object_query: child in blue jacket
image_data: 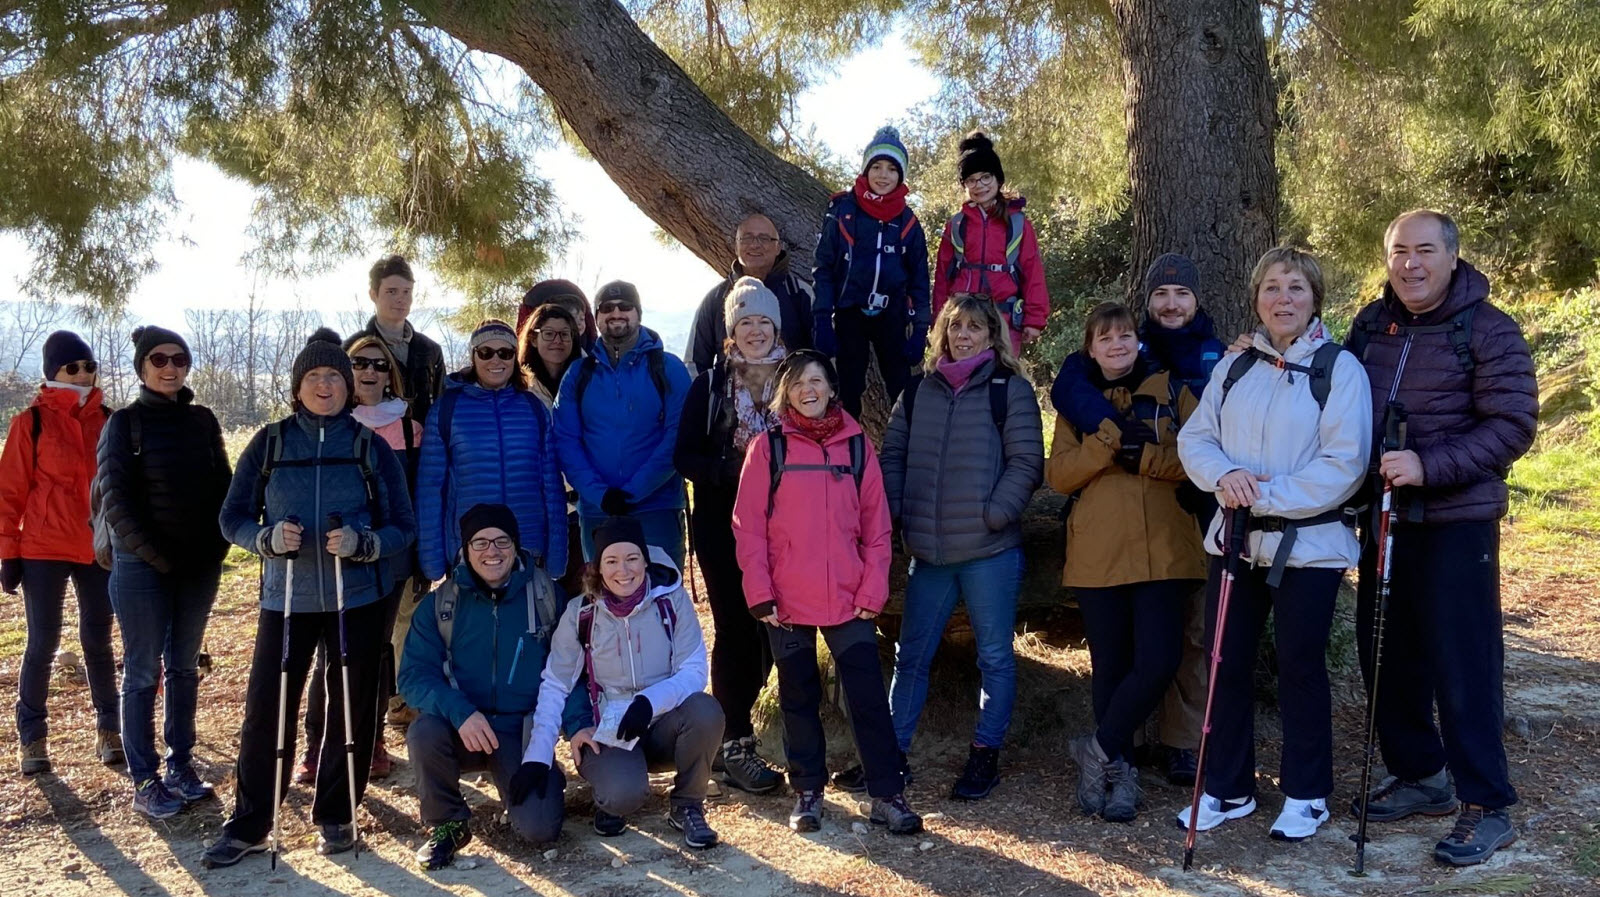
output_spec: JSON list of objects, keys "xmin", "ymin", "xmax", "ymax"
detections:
[{"xmin": 812, "ymin": 126, "xmax": 931, "ymax": 418}]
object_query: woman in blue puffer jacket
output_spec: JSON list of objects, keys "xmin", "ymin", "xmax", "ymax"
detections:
[
  {"xmin": 416, "ymin": 320, "xmax": 567, "ymax": 582},
  {"xmin": 205, "ymin": 329, "xmax": 417, "ymax": 868}
]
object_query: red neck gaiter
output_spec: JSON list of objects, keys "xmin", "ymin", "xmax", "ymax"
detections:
[{"xmin": 853, "ymin": 175, "xmax": 909, "ymax": 222}]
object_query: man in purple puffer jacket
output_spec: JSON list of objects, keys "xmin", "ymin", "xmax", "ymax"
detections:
[{"xmin": 1346, "ymin": 209, "xmax": 1538, "ymax": 868}]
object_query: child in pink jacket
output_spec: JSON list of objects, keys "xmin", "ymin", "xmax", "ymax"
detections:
[{"xmin": 731, "ymin": 349, "xmax": 922, "ymax": 836}]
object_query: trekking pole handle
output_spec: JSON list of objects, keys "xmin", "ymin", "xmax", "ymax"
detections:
[
  {"xmin": 327, "ymin": 512, "xmax": 343, "ymax": 531},
  {"xmin": 1224, "ymin": 506, "xmax": 1249, "ymax": 557},
  {"xmin": 283, "ymin": 514, "xmax": 301, "ymax": 560}
]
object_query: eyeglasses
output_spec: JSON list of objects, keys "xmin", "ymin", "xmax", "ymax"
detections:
[
  {"xmin": 350, "ymin": 357, "xmax": 392, "ymax": 373},
  {"xmin": 474, "ymin": 346, "xmax": 516, "ymax": 361},
  {"xmin": 962, "ymin": 173, "xmax": 997, "ymax": 189},
  {"xmin": 146, "ymin": 352, "xmax": 191, "ymax": 369},
  {"xmin": 596, "ymin": 301, "xmax": 637, "ymax": 314},
  {"xmin": 737, "ymin": 235, "xmax": 780, "ymax": 248},
  {"xmin": 467, "ymin": 536, "xmax": 514, "ymax": 552},
  {"xmin": 535, "ymin": 328, "xmax": 573, "ymax": 344},
  {"xmin": 61, "ymin": 361, "xmax": 99, "ymax": 375}
]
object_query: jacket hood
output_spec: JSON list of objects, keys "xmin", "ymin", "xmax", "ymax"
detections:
[
  {"xmin": 583, "ymin": 546, "xmax": 682, "ymax": 617},
  {"xmin": 594, "ymin": 326, "xmax": 666, "ymax": 372},
  {"xmin": 1379, "ymin": 258, "xmax": 1491, "ymax": 325},
  {"xmin": 1250, "ymin": 317, "xmax": 1334, "ymax": 363}
]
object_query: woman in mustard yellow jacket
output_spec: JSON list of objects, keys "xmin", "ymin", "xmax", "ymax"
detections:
[{"xmin": 1046, "ymin": 302, "xmax": 1205, "ymax": 824}]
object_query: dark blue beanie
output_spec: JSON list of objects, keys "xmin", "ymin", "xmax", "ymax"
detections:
[
  {"xmin": 42, "ymin": 330, "xmax": 93, "ymax": 380},
  {"xmin": 1144, "ymin": 253, "xmax": 1201, "ymax": 298}
]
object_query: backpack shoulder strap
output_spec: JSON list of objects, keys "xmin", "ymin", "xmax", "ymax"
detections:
[
  {"xmin": 1219, "ymin": 350, "xmax": 1261, "ymax": 409},
  {"xmin": 847, "ymin": 433, "xmax": 866, "ymax": 492},
  {"xmin": 435, "ymin": 580, "xmax": 461, "ymax": 690},
  {"xmin": 573, "ymin": 355, "xmax": 599, "ymax": 428},
  {"xmin": 648, "ymin": 348, "xmax": 668, "ymax": 424},
  {"xmin": 254, "ymin": 420, "xmax": 286, "ymax": 521},
  {"xmin": 524, "ymin": 563, "xmax": 559, "ymax": 638},
  {"xmin": 1448, "ymin": 303, "xmax": 1477, "ymax": 373},
  {"xmin": 28, "ymin": 407, "xmax": 41, "ymax": 472},
  {"xmin": 766, "ymin": 426, "xmax": 787, "ymax": 519},
  {"xmin": 128, "ymin": 404, "xmax": 142, "ymax": 456},
  {"xmin": 1346, "ymin": 302, "xmax": 1386, "ymax": 361},
  {"xmin": 577, "ymin": 602, "xmax": 601, "ymax": 725},
  {"xmin": 901, "ymin": 373, "xmax": 925, "ymax": 429},
  {"xmin": 652, "ymin": 592, "xmax": 679, "ymax": 667},
  {"xmin": 435, "ymin": 387, "xmax": 461, "ymax": 453},
  {"xmin": 988, "ymin": 368, "xmax": 1013, "ymax": 435},
  {"xmin": 352, "ymin": 426, "xmax": 379, "ymax": 512},
  {"xmin": 1004, "ymin": 210, "xmax": 1026, "ymax": 272},
  {"xmin": 1307, "ymin": 342, "xmax": 1346, "ymax": 411}
]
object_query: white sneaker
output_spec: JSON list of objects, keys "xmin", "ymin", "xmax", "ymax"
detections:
[
  {"xmin": 1270, "ymin": 797, "xmax": 1329, "ymax": 841},
  {"xmin": 1174, "ymin": 793, "xmax": 1256, "ymax": 832}
]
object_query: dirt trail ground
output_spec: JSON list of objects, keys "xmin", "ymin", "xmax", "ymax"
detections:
[{"xmin": 2, "ymin": 541, "xmax": 1597, "ymax": 897}]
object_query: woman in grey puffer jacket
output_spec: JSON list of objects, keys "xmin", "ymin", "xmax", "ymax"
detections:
[{"xmin": 881, "ymin": 292, "xmax": 1043, "ymax": 801}]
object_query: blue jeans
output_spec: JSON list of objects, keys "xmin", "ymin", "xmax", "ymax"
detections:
[
  {"xmin": 579, "ymin": 508, "xmax": 685, "ymax": 570},
  {"xmin": 109, "ymin": 552, "xmax": 220, "ymax": 784},
  {"xmin": 889, "ymin": 547, "xmax": 1023, "ymax": 751}
]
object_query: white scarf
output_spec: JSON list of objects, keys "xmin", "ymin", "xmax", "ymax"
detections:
[
  {"xmin": 43, "ymin": 381, "xmax": 92, "ymax": 406},
  {"xmin": 352, "ymin": 397, "xmax": 408, "ymax": 430}
]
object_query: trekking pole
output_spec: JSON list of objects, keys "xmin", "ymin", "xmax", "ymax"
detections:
[
  {"xmin": 270, "ymin": 515, "xmax": 301, "ymax": 870},
  {"xmin": 328, "ymin": 513, "xmax": 362, "ymax": 858},
  {"xmin": 1352, "ymin": 410, "xmax": 1407, "ymax": 876},
  {"xmin": 683, "ymin": 492, "xmax": 701, "ymax": 603},
  {"xmin": 1184, "ymin": 506, "xmax": 1250, "ymax": 872}
]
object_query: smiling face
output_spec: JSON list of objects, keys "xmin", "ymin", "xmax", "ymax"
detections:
[
  {"xmin": 1255, "ymin": 262, "xmax": 1317, "ymax": 349},
  {"xmin": 369, "ymin": 274, "xmax": 414, "ymax": 329},
  {"xmin": 350, "ymin": 346, "xmax": 390, "ymax": 407},
  {"xmin": 599, "ymin": 541, "xmax": 647, "ymax": 597},
  {"xmin": 732, "ymin": 315, "xmax": 776, "ymax": 358},
  {"xmin": 473, "ymin": 338, "xmax": 516, "ymax": 390},
  {"xmin": 735, "ymin": 215, "xmax": 781, "ymax": 278},
  {"xmin": 141, "ymin": 342, "xmax": 190, "ymax": 397},
  {"xmin": 1386, "ymin": 214, "xmax": 1458, "ymax": 315},
  {"xmin": 866, "ymin": 159, "xmax": 901, "ymax": 195},
  {"xmin": 596, "ymin": 299, "xmax": 640, "ymax": 345},
  {"xmin": 1148, "ymin": 285, "xmax": 1199, "ymax": 330},
  {"xmin": 467, "ymin": 526, "xmax": 515, "ymax": 587},
  {"xmin": 533, "ymin": 318, "xmax": 576, "ymax": 373},
  {"xmin": 944, "ymin": 311, "xmax": 993, "ymax": 362},
  {"xmin": 56, "ymin": 359, "xmax": 97, "ymax": 388},
  {"xmin": 785, "ymin": 360, "xmax": 833, "ymax": 419},
  {"xmin": 963, "ymin": 171, "xmax": 999, "ymax": 207},
  {"xmin": 1087, "ymin": 325, "xmax": 1139, "ymax": 380},
  {"xmin": 298, "ymin": 367, "xmax": 348, "ymax": 416}
]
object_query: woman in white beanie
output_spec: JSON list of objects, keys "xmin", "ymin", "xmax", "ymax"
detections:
[{"xmin": 673, "ymin": 275, "xmax": 786, "ymax": 795}]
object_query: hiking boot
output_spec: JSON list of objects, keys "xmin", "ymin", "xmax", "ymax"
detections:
[
  {"xmin": 293, "ymin": 749, "xmax": 318, "ymax": 785},
  {"xmin": 831, "ymin": 753, "xmax": 914, "ymax": 794},
  {"xmin": 132, "ymin": 778, "xmax": 185, "ymax": 820},
  {"xmin": 386, "ymin": 700, "xmax": 419, "ymax": 730},
  {"xmin": 1069, "ymin": 735, "xmax": 1110, "ymax": 816},
  {"xmin": 200, "ymin": 835, "xmax": 268, "ymax": 869},
  {"xmin": 1270, "ymin": 797, "xmax": 1329, "ymax": 841},
  {"xmin": 1165, "ymin": 748, "xmax": 1198, "ymax": 787},
  {"xmin": 196, "ymin": 652, "xmax": 213, "ymax": 682},
  {"xmin": 668, "ymin": 803, "xmax": 719, "ymax": 849},
  {"xmin": 97, "ymin": 729, "xmax": 125, "ymax": 766},
  {"xmin": 416, "ymin": 820, "xmax": 472, "ymax": 870},
  {"xmin": 720, "ymin": 737, "xmax": 782, "ymax": 794},
  {"xmin": 370, "ymin": 738, "xmax": 394, "ymax": 780},
  {"xmin": 951, "ymin": 744, "xmax": 1001, "ymax": 801},
  {"xmin": 869, "ymin": 793, "xmax": 924, "ymax": 835},
  {"xmin": 18, "ymin": 738, "xmax": 50, "ymax": 776},
  {"xmin": 164, "ymin": 764, "xmax": 216, "ymax": 802},
  {"xmin": 1174, "ymin": 793, "xmax": 1257, "ymax": 832},
  {"xmin": 316, "ymin": 823, "xmax": 357, "ymax": 855},
  {"xmin": 1434, "ymin": 804, "xmax": 1516, "ymax": 866},
  {"xmin": 593, "ymin": 810, "xmax": 627, "ymax": 837},
  {"xmin": 1102, "ymin": 759, "xmax": 1142, "ymax": 823},
  {"xmin": 789, "ymin": 790, "xmax": 824, "ymax": 832},
  {"xmin": 1350, "ymin": 770, "xmax": 1456, "ymax": 822}
]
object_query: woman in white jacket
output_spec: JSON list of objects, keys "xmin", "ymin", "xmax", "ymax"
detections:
[
  {"xmin": 522, "ymin": 516, "xmax": 723, "ymax": 849},
  {"xmin": 1175, "ymin": 247, "xmax": 1372, "ymax": 843}
]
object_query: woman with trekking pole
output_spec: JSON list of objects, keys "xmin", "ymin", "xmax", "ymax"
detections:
[
  {"xmin": 1044, "ymin": 302, "xmax": 1204, "ymax": 823},
  {"xmin": 92, "ymin": 326, "xmax": 234, "ymax": 816},
  {"xmin": 204, "ymin": 329, "xmax": 416, "ymax": 868},
  {"xmin": 1174, "ymin": 247, "xmax": 1372, "ymax": 846}
]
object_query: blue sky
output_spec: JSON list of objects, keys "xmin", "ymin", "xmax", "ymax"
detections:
[{"xmin": 0, "ymin": 29, "xmax": 940, "ymax": 362}]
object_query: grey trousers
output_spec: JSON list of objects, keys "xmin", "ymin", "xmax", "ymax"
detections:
[
  {"xmin": 408, "ymin": 712, "xmax": 566, "ymax": 844},
  {"xmin": 576, "ymin": 691, "xmax": 723, "ymax": 813}
]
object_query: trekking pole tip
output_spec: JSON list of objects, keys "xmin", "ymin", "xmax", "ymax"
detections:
[{"xmin": 1182, "ymin": 849, "xmax": 1194, "ymax": 872}]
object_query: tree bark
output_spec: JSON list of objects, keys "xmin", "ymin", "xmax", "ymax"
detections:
[{"xmin": 1111, "ymin": 0, "xmax": 1278, "ymax": 339}]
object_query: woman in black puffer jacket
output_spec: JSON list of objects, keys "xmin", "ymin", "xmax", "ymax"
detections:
[{"xmin": 96, "ymin": 325, "xmax": 233, "ymax": 819}]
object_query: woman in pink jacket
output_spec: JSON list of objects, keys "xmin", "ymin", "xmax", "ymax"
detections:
[
  {"xmin": 732, "ymin": 349, "xmax": 921, "ymax": 837},
  {"xmin": 932, "ymin": 131, "xmax": 1050, "ymax": 353}
]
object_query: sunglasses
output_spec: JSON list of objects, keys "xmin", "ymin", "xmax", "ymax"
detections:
[
  {"xmin": 596, "ymin": 301, "xmax": 637, "ymax": 314},
  {"xmin": 146, "ymin": 352, "xmax": 191, "ymax": 370},
  {"xmin": 474, "ymin": 346, "xmax": 516, "ymax": 361},
  {"xmin": 350, "ymin": 357, "xmax": 392, "ymax": 373},
  {"xmin": 61, "ymin": 361, "xmax": 99, "ymax": 375}
]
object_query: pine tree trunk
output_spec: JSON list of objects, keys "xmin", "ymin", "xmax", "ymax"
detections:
[{"xmin": 1110, "ymin": 0, "xmax": 1278, "ymax": 338}]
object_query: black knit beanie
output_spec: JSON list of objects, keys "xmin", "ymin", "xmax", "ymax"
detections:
[
  {"xmin": 460, "ymin": 503, "xmax": 521, "ymax": 553},
  {"xmin": 42, "ymin": 330, "xmax": 93, "ymax": 380},
  {"xmin": 131, "ymin": 325, "xmax": 189, "ymax": 377},
  {"xmin": 593, "ymin": 516, "xmax": 647, "ymax": 559},
  {"xmin": 1144, "ymin": 253, "xmax": 1201, "ymax": 298},
  {"xmin": 957, "ymin": 131, "xmax": 1004, "ymax": 186},
  {"xmin": 291, "ymin": 328, "xmax": 355, "ymax": 406}
]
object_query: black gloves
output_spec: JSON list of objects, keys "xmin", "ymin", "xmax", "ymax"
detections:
[
  {"xmin": 507, "ymin": 760, "xmax": 551, "ymax": 805},
  {"xmin": 1114, "ymin": 445, "xmax": 1145, "ymax": 475},
  {"xmin": 601, "ymin": 488, "xmax": 631, "ymax": 517},
  {"xmin": 615, "ymin": 695, "xmax": 653, "ymax": 742},
  {"xmin": 1, "ymin": 558, "xmax": 22, "ymax": 595},
  {"xmin": 1120, "ymin": 419, "xmax": 1158, "ymax": 446}
]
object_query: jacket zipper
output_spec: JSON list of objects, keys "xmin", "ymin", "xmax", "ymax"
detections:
[
  {"xmin": 493, "ymin": 391, "xmax": 507, "ymax": 503},
  {"xmin": 934, "ymin": 380, "xmax": 956, "ymax": 566},
  {"xmin": 491, "ymin": 601, "xmax": 500, "ymax": 713},
  {"xmin": 869, "ymin": 227, "xmax": 884, "ymax": 304},
  {"xmin": 314, "ymin": 423, "xmax": 325, "ymax": 613}
]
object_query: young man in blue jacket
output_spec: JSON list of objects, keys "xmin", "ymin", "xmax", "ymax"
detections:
[
  {"xmin": 553, "ymin": 281, "xmax": 693, "ymax": 566},
  {"xmin": 400, "ymin": 504, "xmax": 583, "ymax": 869}
]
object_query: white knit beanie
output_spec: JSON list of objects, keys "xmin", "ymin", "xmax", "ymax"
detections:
[{"xmin": 724, "ymin": 276, "xmax": 783, "ymax": 334}]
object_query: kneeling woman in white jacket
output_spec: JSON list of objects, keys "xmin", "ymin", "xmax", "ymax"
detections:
[
  {"xmin": 524, "ymin": 516, "xmax": 724, "ymax": 849},
  {"xmin": 1176, "ymin": 247, "xmax": 1372, "ymax": 842}
]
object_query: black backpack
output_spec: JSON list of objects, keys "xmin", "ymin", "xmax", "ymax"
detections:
[
  {"xmin": 900, "ymin": 367, "xmax": 1014, "ymax": 436},
  {"xmin": 573, "ymin": 349, "xmax": 670, "ymax": 426},
  {"xmin": 1345, "ymin": 303, "xmax": 1477, "ymax": 373},
  {"xmin": 765, "ymin": 425, "xmax": 866, "ymax": 518},
  {"xmin": 1219, "ymin": 342, "xmax": 1348, "ymax": 411}
]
